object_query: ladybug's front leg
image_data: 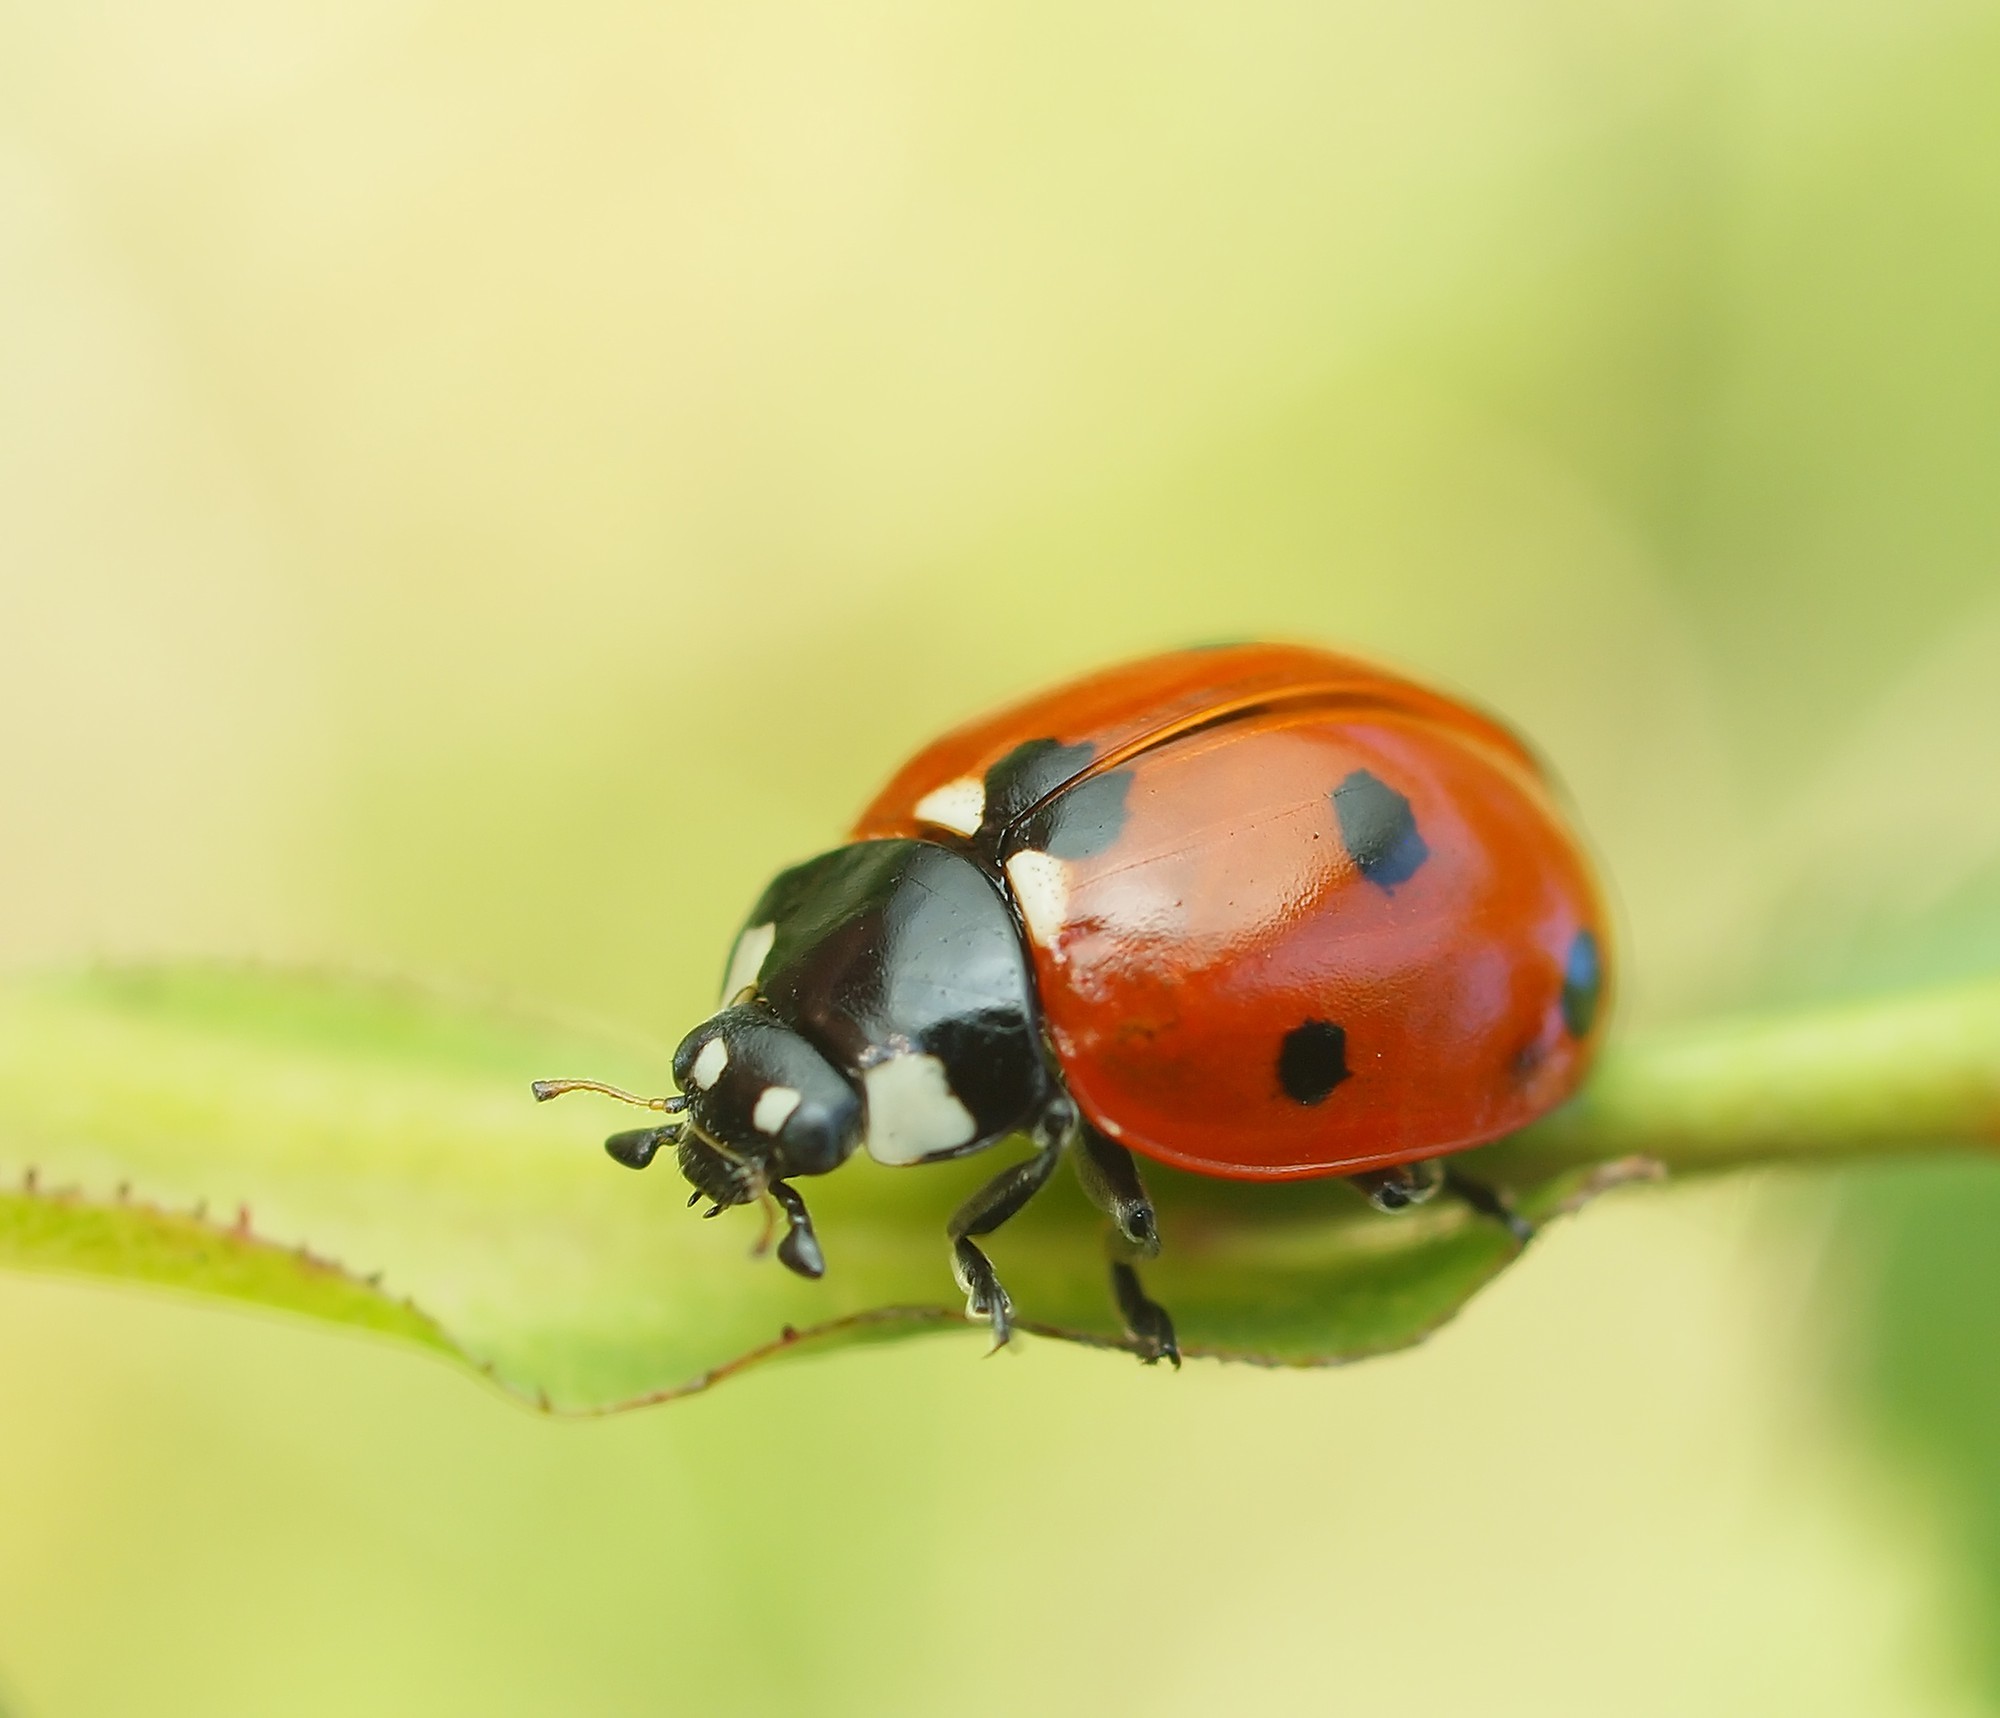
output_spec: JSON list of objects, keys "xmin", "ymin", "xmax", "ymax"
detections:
[{"xmin": 945, "ymin": 1139, "xmax": 1064, "ymax": 1352}]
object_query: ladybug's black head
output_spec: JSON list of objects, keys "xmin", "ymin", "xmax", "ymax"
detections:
[
  {"xmin": 660, "ymin": 1003, "xmax": 861, "ymax": 1278},
  {"xmin": 667, "ymin": 1002, "xmax": 861, "ymax": 1183},
  {"xmin": 533, "ymin": 1001, "xmax": 860, "ymax": 1280}
]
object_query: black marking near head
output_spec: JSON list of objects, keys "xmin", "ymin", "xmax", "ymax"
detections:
[
  {"xmin": 918, "ymin": 1007, "xmax": 1043, "ymax": 1132},
  {"xmin": 981, "ymin": 737, "xmax": 1096, "ymax": 833},
  {"xmin": 1011, "ymin": 767, "xmax": 1134, "ymax": 861},
  {"xmin": 1278, "ymin": 1018, "xmax": 1350, "ymax": 1105},
  {"xmin": 1331, "ymin": 770, "xmax": 1429, "ymax": 889},
  {"xmin": 1561, "ymin": 929, "xmax": 1602, "ymax": 1039}
]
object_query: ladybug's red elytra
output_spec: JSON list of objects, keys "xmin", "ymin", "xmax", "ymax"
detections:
[{"xmin": 536, "ymin": 643, "xmax": 1611, "ymax": 1365}]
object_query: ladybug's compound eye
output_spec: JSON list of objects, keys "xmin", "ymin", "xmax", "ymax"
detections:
[{"xmin": 671, "ymin": 1002, "xmax": 862, "ymax": 1181}]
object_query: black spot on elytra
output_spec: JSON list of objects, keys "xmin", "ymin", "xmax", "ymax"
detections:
[
  {"xmin": 981, "ymin": 738, "xmax": 1096, "ymax": 833},
  {"xmin": 1331, "ymin": 770, "xmax": 1429, "ymax": 889},
  {"xmin": 1561, "ymin": 929, "xmax": 1602, "ymax": 1039},
  {"xmin": 1011, "ymin": 768, "xmax": 1134, "ymax": 861},
  {"xmin": 1278, "ymin": 1019, "xmax": 1350, "ymax": 1105}
]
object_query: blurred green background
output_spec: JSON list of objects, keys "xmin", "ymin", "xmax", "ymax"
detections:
[{"xmin": 5, "ymin": 2, "xmax": 2000, "ymax": 1712}]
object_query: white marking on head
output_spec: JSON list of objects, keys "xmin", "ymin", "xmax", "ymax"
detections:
[
  {"xmin": 862, "ymin": 1053, "xmax": 977, "ymax": 1165},
  {"xmin": 752, "ymin": 1084, "xmax": 803, "ymax": 1135},
  {"xmin": 691, "ymin": 1037, "xmax": 729, "ymax": 1091},
  {"xmin": 913, "ymin": 776, "xmax": 986, "ymax": 837},
  {"xmin": 720, "ymin": 921, "xmax": 777, "ymax": 1003},
  {"xmin": 1003, "ymin": 849, "xmax": 1069, "ymax": 948}
]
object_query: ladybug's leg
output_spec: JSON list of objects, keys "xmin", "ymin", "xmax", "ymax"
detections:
[
  {"xmin": 1109, "ymin": 1261, "xmax": 1181, "ymax": 1370},
  {"xmin": 1441, "ymin": 1166, "xmax": 1536, "ymax": 1247},
  {"xmin": 1074, "ymin": 1125, "xmax": 1179, "ymax": 1368},
  {"xmin": 945, "ymin": 1139, "xmax": 1064, "ymax": 1352},
  {"xmin": 1072, "ymin": 1122, "xmax": 1161, "ymax": 1256},
  {"xmin": 1352, "ymin": 1159, "xmax": 1535, "ymax": 1247},
  {"xmin": 767, "ymin": 1180, "xmax": 827, "ymax": 1280},
  {"xmin": 1349, "ymin": 1158, "xmax": 1444, "ymax": 1213}
]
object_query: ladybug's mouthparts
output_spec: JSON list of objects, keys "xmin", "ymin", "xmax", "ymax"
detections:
[
  {"xmin": 678, "ymin": 1133, "xmax": 826, "ymax": 1279},
  {"xmin": 531, "ymin": 1067, "xmax": 824, "ymax": 1276},
  {"xmin": 676, "ymin": 1131, "xmax": 765, "ymax": 1215}
]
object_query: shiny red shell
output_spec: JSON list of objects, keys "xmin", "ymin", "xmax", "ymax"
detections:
[{"xmin": 853, "ymin": 644, "xmax": 1610, "ymax": 1181}]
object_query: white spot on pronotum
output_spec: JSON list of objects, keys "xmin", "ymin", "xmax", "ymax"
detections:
[
  {"xmin": 1004, "ymin": 849, "xmax": 1069, "ymax": 947},
  {"xmin": 913, "ymin": 776, "xmax": 986, "ymax": 836},
  {"xmin": 691, "ymin": 1037, "xmax": 729, "ymax": 1090},
  {"xmin": 752, "ymin": 1085, "xmax": 802, "ymax": 1135},
  {"xmin": 720, "ymin": 921, "xmax": 776, "ymax": 1003},
  {"xmin": 862, "ymin": 1054, "xmax": 977, "ymax": 1165}
]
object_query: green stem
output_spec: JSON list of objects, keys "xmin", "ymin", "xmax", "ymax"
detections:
[{"xmin": 1493, "ymin": 976, "xmax": 2000, "ymax": 1184}]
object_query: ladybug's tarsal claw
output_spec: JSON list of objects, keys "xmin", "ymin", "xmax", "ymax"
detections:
[{"xmin": 951, "ymin": 1237, "xmax": 1013, "ymax": 1348}]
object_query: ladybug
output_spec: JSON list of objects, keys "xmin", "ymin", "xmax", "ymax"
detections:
[{"xmin": 536, "ymin": 643, "xmax": 1609, "ymax": 1366}]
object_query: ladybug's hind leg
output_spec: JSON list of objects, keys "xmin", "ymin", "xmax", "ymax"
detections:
[
  {"xmin": 1350, "ymin": 1157, "xmax": 1445, "ymax": 1213},
  {"xmin": 1075, "ymin": 1123, "xmax": 1180, "ymax": 1368},
  {"xmin": 1352, "ymin": 1159, "xmax": 1535, "ymax": 1248},
  {"xmin": 1441, "ymin": 1166, "xmax": 1536, "ymax": 1247}
]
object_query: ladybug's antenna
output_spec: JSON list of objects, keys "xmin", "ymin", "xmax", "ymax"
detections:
[{"xmin": 530, "ymin": 1079, "xmax": 689, "ymax": 1115}]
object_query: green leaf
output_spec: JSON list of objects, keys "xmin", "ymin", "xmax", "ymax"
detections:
[
  {"xmin": 1, "ymin": 964, "xmax": 1996, "ymax": 1412},
  {"xmin": 0, "ymin": 1183, "xmax": 456, "ymax": 1359}
]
